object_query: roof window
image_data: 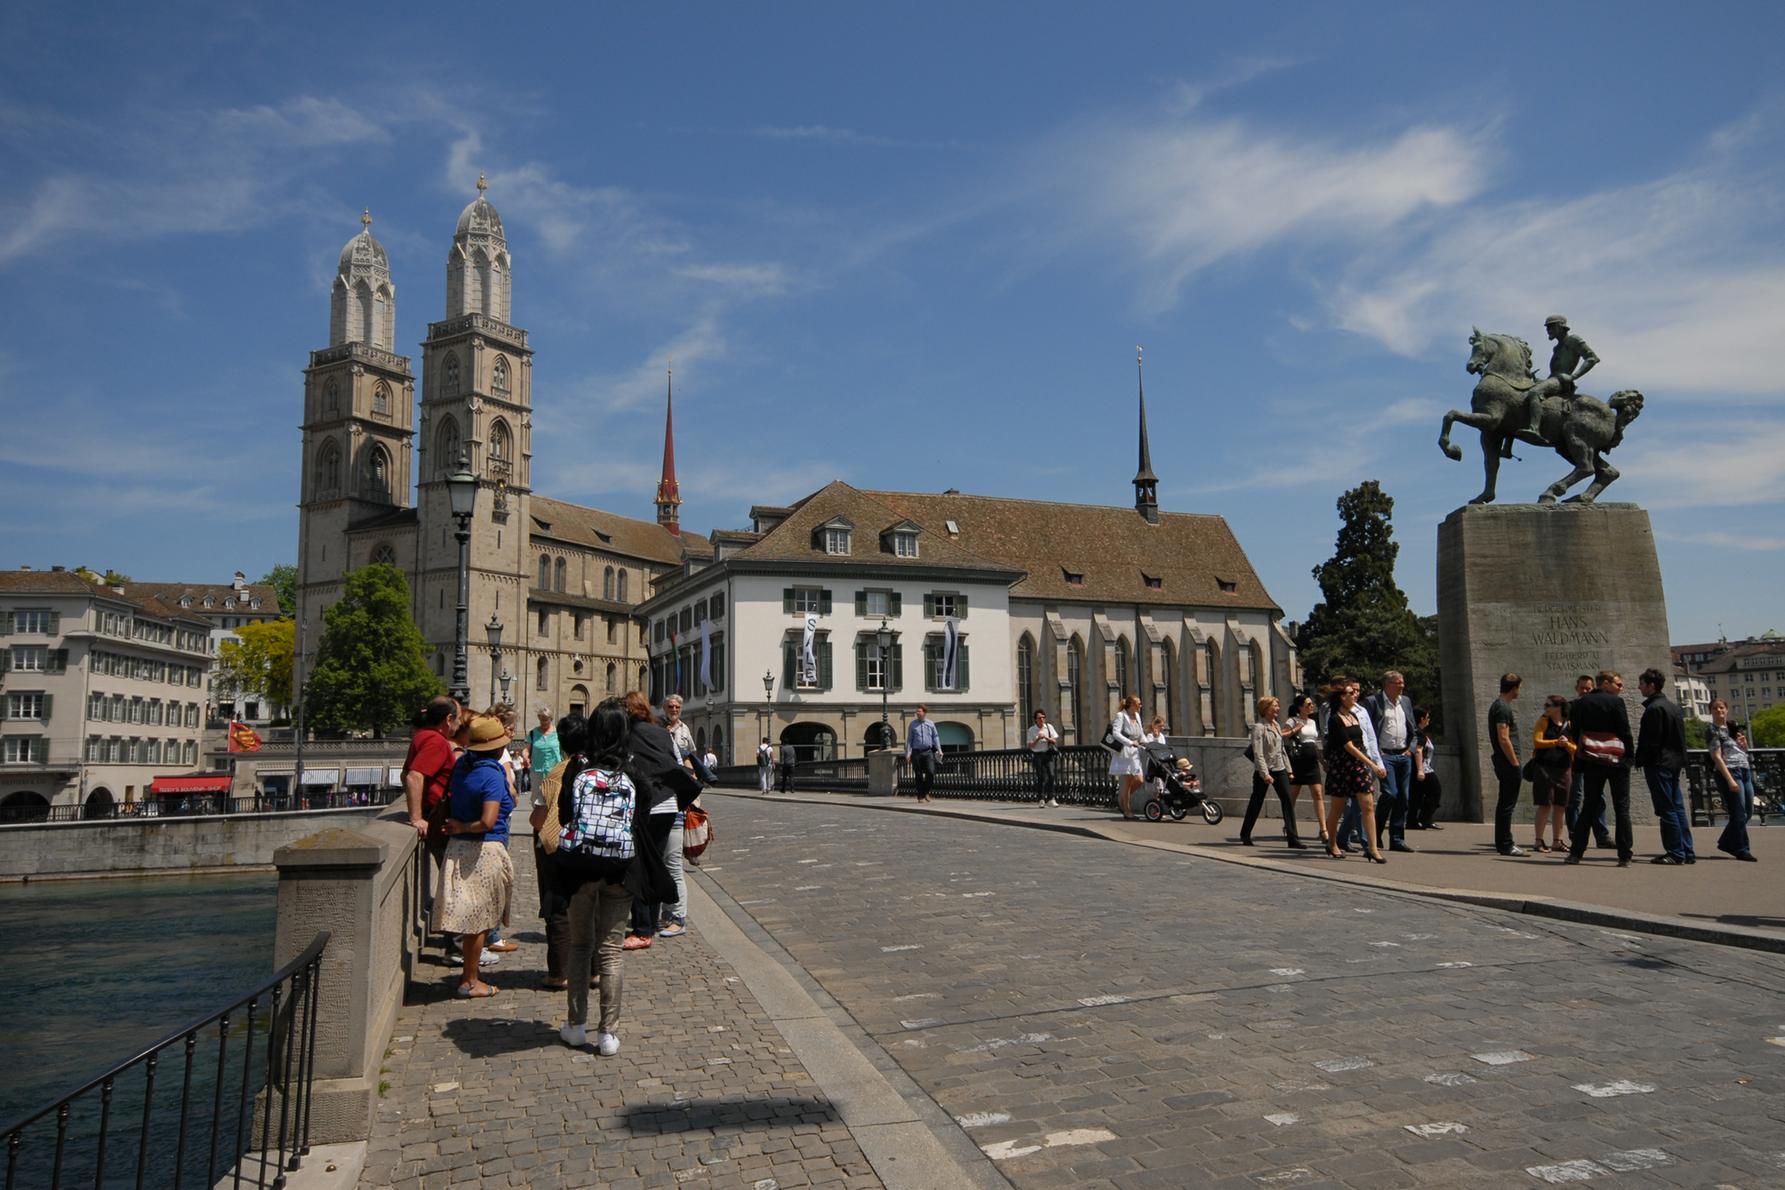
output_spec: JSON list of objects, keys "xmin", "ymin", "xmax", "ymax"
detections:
[
  {"xmin": 1217, "ymin": 579, "xmax": 1238, "ymax": 594},
  {"xmin": 1143, "ymin": 573, "xmax": 1163, "ymax": 590},
  {"xmin": 1063, "ymin": 568, "xmax": 1085, "ymax": 587}
]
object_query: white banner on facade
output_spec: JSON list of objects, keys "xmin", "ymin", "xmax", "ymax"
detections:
[
  {"xmin": 942, "ymin": 616, "xmax": 959, "ymax": 690},
  {"xmin": 699, "ymin": 618, "xmax": 712, "ymax": 690},
  {"xmin": 801, "ymin": 613, "xmax": 818, "ymax": 685}
]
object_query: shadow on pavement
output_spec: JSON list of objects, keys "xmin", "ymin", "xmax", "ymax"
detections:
[
  {"xmin": 440, "ymin": 1016, "xmax": 560, "ymax": 1058},
  {"xmin": 619, "ymin": 1097, "xmax": 840, "ymax": 1136}
]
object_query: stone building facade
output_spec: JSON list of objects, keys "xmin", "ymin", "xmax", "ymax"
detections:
[
  {"xmin": 0, "ymin": 569, "xmax": 214, "ymax": 817},
  {"xmin": 295, "ymin": 186, "xmax": 697, "ymax": 721},
  {"xmin": 130, "ymin": 572, "xmax": 283, "ymax": 722}
]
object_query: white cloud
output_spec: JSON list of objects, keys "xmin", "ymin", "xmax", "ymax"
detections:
[
  {"xmin": 748, "ymin": 124, "xmax": 966, "ymax": 150},
  {"xmin": 672, "ymin": 262, "xmax": 792, "ymax": 295},
  {"xmin": 1184, "ymin": 395, "xmax": 1438, "ymax": 496},
  {"xmin": 1165, "ymin": 56, "xmax": 1307, "ymax": 113},
  {"xmin": 1617, "ymin": 423, "xmax": 1785, "ymax": 510}
]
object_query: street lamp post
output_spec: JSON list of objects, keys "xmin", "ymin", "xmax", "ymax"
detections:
[
  {"xmin": 445, "ymin": 452, "xmax": 479, "ymax": 705},
  {"xmin": 485, "ymin": 613, "xmax": 504, "ymax": 708},
  {"xmin": 875, "ymin": 617, "xmax": 894, "ymax": 752},
  {"xmin": 498, "ymin": 668, "xmax": 512, "ymax": 704},
  {"xmin": 761, "ymin": 669, "xmax": 774, "ymax": 755}
]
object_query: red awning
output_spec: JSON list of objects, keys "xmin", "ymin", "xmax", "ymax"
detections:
[{"xmin": 149, "ymin": 776, "xmax": 234, "ymax": 795}]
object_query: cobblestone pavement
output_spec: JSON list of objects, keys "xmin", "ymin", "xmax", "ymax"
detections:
[
  {"xmin": 697, "ymin": 792, "xmax": 1785, "ymax": 1189},
  {"xmin": 362, "ymin": 841, "xmax": 882, "ymax": 1190}
]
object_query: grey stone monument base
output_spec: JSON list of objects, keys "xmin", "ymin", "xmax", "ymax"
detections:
[{"xmin": 1437, "ymin": 503, "xmax": 1669, "ymax": 825}]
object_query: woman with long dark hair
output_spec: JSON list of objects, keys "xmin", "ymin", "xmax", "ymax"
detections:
[
  {"xmin": 1283, "ymin": 694, "xmax": 1327, "ymax": 846},
  {"xmin": 1322, "ymin": 679, "xmax": 1388, "ymax": 863}
]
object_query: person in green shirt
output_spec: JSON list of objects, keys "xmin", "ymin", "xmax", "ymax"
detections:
[{"xmin": 528, "ymin": 706, "xmax": 562, "ymax": 780}]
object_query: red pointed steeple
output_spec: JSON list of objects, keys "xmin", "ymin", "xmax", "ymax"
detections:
[{"xmin": 655, "ymin": 363, "xmax": 682, "ymax": 534}]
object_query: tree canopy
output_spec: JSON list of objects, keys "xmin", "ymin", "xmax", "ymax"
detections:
[
  {"xmin": 259, "ymin": 563, "xmax": 298, "ymax": 618},
  {"xmin": 1296, "ymin": 481, "xmax": 1443, "ymax": 728},
  {"xmin": 1750, "ymin": 703, "xmax": 1785, "ymax": 749},
  {"xmin": 217, "ymin": 619, "xmax": 296, "ymax": 715},
  {"xmin": 303, "ymin": 564, "xmax": 441, "ymax": 737}
]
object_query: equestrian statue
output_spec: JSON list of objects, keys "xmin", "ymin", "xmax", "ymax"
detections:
[{"xmin": 1437, "ymin": 315, "xmax": 1643, "ymax": 505}]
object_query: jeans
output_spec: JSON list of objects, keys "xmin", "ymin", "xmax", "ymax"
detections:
[
  {"xmin": 1378, "ymin": 752, "xmax": 1412, "ymax": 845},
  {"xmin": 565, "ymin": 879, "xmax": 632, "ymax": 1033},
  {"xmin": 1031, "ymin": 751, "xmax": 1058, "ymax": 801},
  {"xmin": 776, "ymin": 764, "xmax": 794, "ymax": 794},
  {"xmin": 1565, "ymin": 767, "xmax": 1610, "ymax": 843},
  {"xmin": 533, "ymin": 842, "xmax": 571, "ymax": 980},
  {"xmin": 1241, "ymin": 769, "xmax": 1299, "ymax": 843},
  {"xmin": 630, "ymin": 812, "xmax": 678, "ymax": 936},
  {"xmin": 1643, "ymin": 766, "xmax": 1694, "ymax": 860},
  {"xmin": 1569, "ymin": 765, "xmax": 1633, "ymax": 860},
  {"xmin": 1717, "ymin": 767, "xmax": 1755, "ymax": 857},
  {"xmin": 1492, "ymin": 761, "xmax": 1522, "ymax": 853},
  {"xmin": 662, "ymin": 817, "xmax": 687, "ymax": 925}
]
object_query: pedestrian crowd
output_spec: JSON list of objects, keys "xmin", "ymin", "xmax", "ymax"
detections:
[{"xmin": 401, "ymin": 689, "xmax": 709, "ymax": 1057}]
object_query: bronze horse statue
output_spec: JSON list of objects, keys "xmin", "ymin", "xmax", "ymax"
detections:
[{"xmin": 1438, "ymin": 328, "xmax": 1643, "ymax": 505}]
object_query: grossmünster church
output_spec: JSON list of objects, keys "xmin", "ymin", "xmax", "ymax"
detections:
[
  {"xmin": 294, "ymin": 180, "xmax": 707, "ymax": 723},
  {"xmin": 296, "ymin": 181, "xmax": 1293, "ymax": 762}
]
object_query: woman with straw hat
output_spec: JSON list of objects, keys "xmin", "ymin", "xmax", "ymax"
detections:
[{"xmin": 437, "ymin": 713, "xmax": 518, "ymax": 998}]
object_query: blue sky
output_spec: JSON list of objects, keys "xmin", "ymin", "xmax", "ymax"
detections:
[{"xmin": 2, "ymin": 1, "xmax": 1781, "ymax": 644}]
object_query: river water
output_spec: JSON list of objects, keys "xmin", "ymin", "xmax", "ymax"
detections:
[{"xmin": 0, "ymin": 873, "xmax": 277, "ymax": 1137}]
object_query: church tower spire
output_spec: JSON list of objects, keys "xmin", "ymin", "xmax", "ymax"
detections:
[
  {"xmin": 1133, "ymin": 346, "xmax": 1159, "ymax": 523},
  {"xmin": 656, "ymin": 363, "xmax": 682, "ymax": 534}
]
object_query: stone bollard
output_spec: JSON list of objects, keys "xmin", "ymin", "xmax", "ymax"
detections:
[{"xmin": 868, "ymin": 750, "xmax": 900, "ymax": 796}]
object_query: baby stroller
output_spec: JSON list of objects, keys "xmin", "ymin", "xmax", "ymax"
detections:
[{"xmin": 1139, "ymin": 740, "xmax": 1223, "ymax": 824}]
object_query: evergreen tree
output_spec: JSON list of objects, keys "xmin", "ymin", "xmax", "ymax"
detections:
[
  {"xmin": 1297, "ymin": 481, "xmax": 1444, "ymax": 729},
  {"xmin": 304, "ymin": 564, "xmax": 441, "ymax": 737}
]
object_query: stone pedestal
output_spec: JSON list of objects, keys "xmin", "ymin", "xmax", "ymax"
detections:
[{"xmin": 1437, "ymin": 503, "xmax": 1670, "ymax": 822}]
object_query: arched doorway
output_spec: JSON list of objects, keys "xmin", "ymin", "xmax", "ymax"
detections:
[
  {"xmin": 934, "ymin": 722, "xmax": 975, "ymax": 753},
  {"xmin": 779, "ymin": 722, "xmax": 836, "ymax": 764},
  {"xmin": 568, "ymin": 684, "xmax": 590, "ymax": 718},
  {"xmin": 83, "ymin": 788, "xmax": 116, "ymax": 819},
  {"xmin": 711, "ymin": 726, "xmax": 725, "ymax": 764},
  {"xmin": 0, "ymin": 791, "xmax": 50, "ymax": 824},
  {"xmin": 863, "ymin": 720, "xmax": 897, "ymax": 752}
]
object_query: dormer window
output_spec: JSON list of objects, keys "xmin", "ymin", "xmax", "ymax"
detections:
[
  {"xmin": 1217, "ymin": 578, "xmax": 1239, "ymax": 594},
  {"xmin": 813, "ymin": 516, "xmax": 855, "ymax": 556},
  {"xmin": 824, "ymin": 527, "xmax": 852, "ymax": 555},
  {"xmin": 1063, "ymin": 568, "xmax": 1085, "ymax": 587},
  {"xmin": 1143, "ymin": 573, "xmax": 1163, "ymax": 590},
  {"xmin": 893, "ymin": 531, "xmax": 919, "ymax": 558}
]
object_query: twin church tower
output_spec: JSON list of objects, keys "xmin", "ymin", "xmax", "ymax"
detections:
[{"xmin": 294, "ymin": 181, "xmax": 694, "ymax": 714}]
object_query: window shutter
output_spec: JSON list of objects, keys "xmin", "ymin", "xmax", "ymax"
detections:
[
  {"xmin": 47, "ymin": 611, "xmax": 60, "ymax": 635},
  {"xmin": 889, "ymin": 592, "xmax": 902, "ymax": 616},
  {"xmin": 33, "ymin": 738, "xmax": 48, "ymax": 764},
  {"xmin": 923, "ymin": 639, "xmax": 936, "ymax": 692},
  {"xmin": 41, "ymin": 694, "xmax": 52, "ymax": 720},
  {"xmin": 890, "ymin": 644, "xmax": 903, "ymax": 692},
  {"xmin": 783, "ymin": 639, "xmax": 796, "ymax": 687},
  {"xmin": 958, "ymin": 645, "xmax": 971, "ymax": 691},
  {"xmin": 923, "ymin": 594, "xmax": 935, "ymax": 619},
  {"xmin": 49, "ymin": 650, "xmax": 67, "ymax": 674},
  {"xmin": 0, "ymin": 651, "xmax": 9, "ymax": 676},
  {"xmin": 855, "ymin": 591, "xmax": 867, "ymax": 616},
  {"xmin": 956, "ymin": 594, "xmax": 968, "ymax": 619},
  {"xmin": 855, "ymin": 642, "xmax": 869, "ymax": 691},
  {"xmin": 0, "ymin": 612, "xmax": 10, "ymax": 635},
  {"xmin": 783, "ymin": 588, "xmax": 795, "ymax": 614},
  {"xmin": 0, "ymin": 699, "xmax": 8, "ymax": 722},
  {"xmin": 820, "ymin": 589, "xmax": 833, "ymax": 615},
  {"xmin": 819, "ymin": 640, "xmax": 833, "ymax": 690}
]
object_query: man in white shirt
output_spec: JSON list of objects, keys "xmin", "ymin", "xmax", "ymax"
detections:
[
  {"xmin": 1026, "ymin": 710, "xmax": 1061, "ymax": 806},
  {"xmin": 1364, "ymin": 671, "xmax": 1418, "ymax": 853}
]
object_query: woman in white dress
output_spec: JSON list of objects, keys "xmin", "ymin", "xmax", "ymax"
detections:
[{"xmin": 1108, "ymin": 695, "xmax": 1147, "ymax": 820}]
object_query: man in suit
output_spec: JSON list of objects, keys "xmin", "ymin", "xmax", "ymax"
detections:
[
  {"xmin": 1363, "ymin": 670, "xmax": 1419, "ymax": 853},
  {"xmin": 1566, "ymin": 670, "xmax": 1637, "ymax": 867},
  {"xmin": 776, "ymin": 741, "xmax": 797, "ymax": 794},
  {"xmin": 1635, "ymin": 666, "xmax": 1694, "ymax": 866}
]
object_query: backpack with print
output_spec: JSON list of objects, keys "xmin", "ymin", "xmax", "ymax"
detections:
[{"xmin": 559, "ymin": 765, "xmax": 637, "ymax": 860}]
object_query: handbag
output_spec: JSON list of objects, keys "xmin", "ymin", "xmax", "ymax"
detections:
[
  {"xmin": 683, "ymin": 805, "xmax": 713, "ymax": 863},
  {"xmin": 535, "ymin": 761, "xmax": 567, "ymax": 854},
  {"xmin": 1579, "ymin": 730, "xmax": 1625, "ymax": 767},
  {"xmin": 1521, "ymin": 758, "xmax": 1538, "ymax": 782}
]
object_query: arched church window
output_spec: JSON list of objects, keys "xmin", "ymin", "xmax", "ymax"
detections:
[
  {"xmin": 1115, "ymin": 637, "xmax": 1131, "ymax": 702},
  {"xmin": 553, "ymin": 557, "xmax": 566, "ymax": 592},
  {"xmin": 536, "ymin": 656, "xmax": 549, "ymax": 692},
  {"xmin": 356, "ymin": 282, "xmax": 375, "ymax": 344},
  {"xmin": 492, "ymin": 356, "xmax": 511, "ymax": 397},
  {"xmin": 489, "ymin": 419, "xmax": 511, "ymax": 462},
  {"xmin": 363, "ymin": 444, "xmax": 391, "ymax": 503},
  {"xmin": 435, "ymin": 417, "xmax": 460, "ymax": 477},
  {"xmin": 475, "ymin": 250, "xmax": 494, "ymax": 316},
  {"xmin": 617, "ymin": 570, "xmax": 628, "ymax": 601},
  {"xmin": 442, "ymin": 353, "xmax": 460, "ymax": 397},
  {"xmin": 323, "ymin": 379, "xmax": 340, "ymax": 418},
  {"xmin": 538, "ymin": 555, "xmax": 551, "ymax": 588},
  {"xmin": 316, "ymin": 441, "xmax": 341, "ymax": 494},
  {"xmin": 602, "ymin": 566, "xmax": 615, "ymax": 600},
  {"xmin": 372, "ymin": 381, "xmax": 390, "ymax": 416},
  {"xmin": 605, "ymin": 662, "xmax": 617, "ymax": 692},
  {"xmin": 371, "ymin": 543, "xmax": 397, "ymax": 566}
]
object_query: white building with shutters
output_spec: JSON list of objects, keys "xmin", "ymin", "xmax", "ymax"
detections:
[{"xmin": 0, "ymin": 568, "xmax": 215, "ymax": 819}]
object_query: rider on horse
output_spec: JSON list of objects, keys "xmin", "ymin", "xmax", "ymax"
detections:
[{"xmin": 1521, "ymin": 314, "xmax": 1600, "ymax": 438}]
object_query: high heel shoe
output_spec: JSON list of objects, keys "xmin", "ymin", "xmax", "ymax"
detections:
[
  {"xmin": 1326, "ymin": 844, "xmax": 1345, "ymax": 860},
  {"xmin": 1367, "ymin": 851, "xmax": 1389, "ymax": 865}
]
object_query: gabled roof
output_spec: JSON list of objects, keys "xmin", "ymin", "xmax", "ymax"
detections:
[
  {"xmin": 530, "ymin": 495, "xmax": 711, "ymax": 566},
  {"xmin": 866, "ymin": 489, "xmax": 1278, "ymax": 612},
  {"xmin": 730, "ymin": 481, "xmax": 1020, "ymax": 577},
  {"xmin": 0, "ymin": 570, "xmax": 97, "ymax": 595},
  {"xmin": 0, "ymin": 570, "xmax": 215, "ymax": 627},
  {"xmin": 131, "ymin": 581, "xmax": 281, "ymax": 615}
]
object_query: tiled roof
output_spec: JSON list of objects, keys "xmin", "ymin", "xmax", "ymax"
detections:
[
  {"xmin": 0, "ymin": 570, "xmax": 98, "ymax": 594},
  {"xmin": 1694, "ymin": 641, "xmax": 1785, "ymax": 675},
  {"xmin": 131, "ymin": 581, "xmax": 281, "ymax": 614},
  {"xmin": 529, "ymin": 496, "xmax": 710, "ymax": 566},
  {"xmin": 866, "ymin": 489, "xmax": 1278, "ymax": 612},
  {"xmin": 731, "ymin": 481, "xmax": 1022, "ymax": 577}
]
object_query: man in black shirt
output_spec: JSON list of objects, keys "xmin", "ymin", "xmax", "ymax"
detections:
[
  {"xmin": 1565, "ymin": 673, "xmax": 1613, "ymax": 849},
  {"xmin": 1635, "ymin": 667, "xmax": 1694, "ymax": 865},
  {"xmin": 1487, "ymin": 673, "xmax": 1525, "ymax": 857},
  {"xmin": 1565, "ymin": 671, "xmax": 1636, "ymax": 866}
]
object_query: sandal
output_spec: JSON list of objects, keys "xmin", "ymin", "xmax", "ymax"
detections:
[
  {"xmin": 454, "ymin": 982, "xmax": 499, "ymax": 998},
  {"xmin": 1535, "ymin": 841, "xmax": 1551, "ymax": 853}
]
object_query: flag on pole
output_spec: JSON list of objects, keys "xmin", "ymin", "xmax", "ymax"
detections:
[
  {"xmin": 228, "ymin": 721, "xmax": 263, "ymax": 753},
  {"xmin": 801, "ymin": 613, "xmax": 818, "ymax": 685},
  {"xmin": 942, "ymin": 616, "xmax": 960, "ymax": 690},
  {"xmin": 699, "ymin": 618, "xmax": 712, "ymax": 691},
  {"xmin": 668, "ymin": 627, "xmax": 681, "ymax": 696}
]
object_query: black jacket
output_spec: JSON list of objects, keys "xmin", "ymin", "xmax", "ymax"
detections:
[
  {"xmin": 1567, "ymin": 690, "xmax": 1635, "ymax": 768},
  {"xmin": 1635, "ymin": 693, "xmax": 1687, "ymax": 771}
]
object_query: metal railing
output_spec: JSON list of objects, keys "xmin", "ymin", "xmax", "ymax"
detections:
[
  {"xmin": 1685, "ymin": 747, "xmax": 1781, "ymax": 826},
  {"xmin": 3, "ymin": 932, "xmax": 328, "ymax": 1190},
  {"xmin": 1, "ymin": 792, "xmax": 386, "ymax": 826},
  {"xmin": 896, "ymin": 746, "xmax": 1121, "ymax": 803}
]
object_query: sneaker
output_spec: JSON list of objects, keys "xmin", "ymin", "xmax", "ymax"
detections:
[
  {"xmin": 622, "ymin": 934, "xmax": 653, "ymax": 951},
  {"xmin": 597, "ymin": 1032, "xmax": 620, "ymax": 1056},
  {"xmin": 454, "ymin": 949, "xmax": 500, "ymax": 966},
  {"xmin": 657, "ymin": 923, "xmax": 687, "ymax": 939},
  {"xmin": 486, "ymin": 939, "xmax": 520, "ymax": 954},
  {"xmin": 1503, "ymin": 846, "xmax": 1528, "ymax": 857},
  {"xmin": 559, "ymin": 1023, "xmax": 586, "ymax": 1049}
]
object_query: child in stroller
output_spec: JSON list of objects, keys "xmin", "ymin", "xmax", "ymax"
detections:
[{"xmin": 1137, "ymin": 740, "xmax": 1224, "ymax": 824}]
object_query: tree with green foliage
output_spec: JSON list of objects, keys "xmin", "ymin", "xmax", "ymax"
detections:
[
  {"xmin": 218, "ymin": 619, "xmax": 297, "ymax": 715},
  {"xmin": 1296, "ymin": 481, "xmax": 1444, "ymax": 730},
  {"xmin": 259, "ymin": 563, "xmax": 298, "ymax": 618},
  {"xmin": 1751, "ymin": 703, "xmax": 1785, "ymax": 749},
  {"xmin": 71, "ymin": 566, "xmax": 130, "ymax": 586},
  {"xmin": 1683, "ymin": 716, "xmax": 1709, "ymax": 750},
  {"xmin": 304, "ymin": 564, "xmax": 441, "ymax": 737}
]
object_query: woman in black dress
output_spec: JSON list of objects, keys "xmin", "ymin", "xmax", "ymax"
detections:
[
  {"xmin": 1283, "ymin": 694, "xmax": 1327, "ymax": 846},
  {"xmin": 1321, "ymin": 680, "xmax": 1388, "ymax": 863}
]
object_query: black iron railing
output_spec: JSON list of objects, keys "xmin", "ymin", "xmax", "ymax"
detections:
[
  {"xmin": 1, "ymin": 793, "xmax": 383, "ymax": 826},
  {"xmin": 1685, "ymin": 747, "xmax": 1781, "ymax": 826},
  {"xmin": 2, "ymin": 932, "xmax": 329, "ymax": 1190},
  {"xmin": 897, "ymin": 746, "xmax": 1120, "ymax": 803}
]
